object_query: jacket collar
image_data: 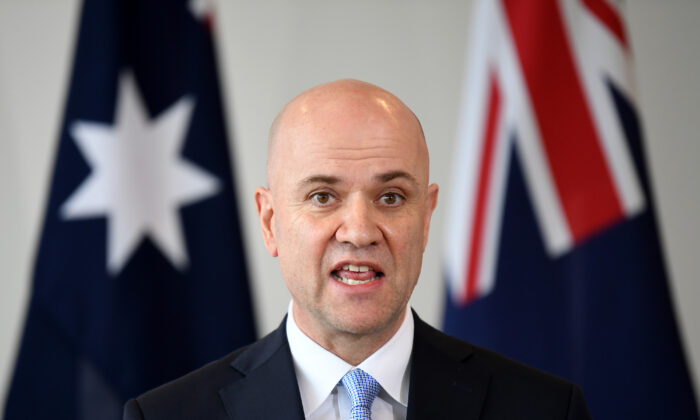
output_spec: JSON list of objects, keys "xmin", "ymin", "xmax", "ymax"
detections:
[
  {"xmin": 217, "ymin": 312, "xmax": 491, "ymax": 420},
  {"xmin": 407, "ymin": 311, "xmax": 491, "ymax": 420},
  {"xmin": 218, "ymin": 317, "xmax": 305, "ymax": 419}
]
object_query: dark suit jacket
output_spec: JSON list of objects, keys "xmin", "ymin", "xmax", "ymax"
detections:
[{"xmin": 124, "ymin": 313, "xmax": 591, "ymax": 419}]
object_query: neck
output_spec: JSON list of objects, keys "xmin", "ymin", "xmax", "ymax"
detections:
[{"xmin": 293, "ymin": 306, "xmax": 406, "ymax": 366}]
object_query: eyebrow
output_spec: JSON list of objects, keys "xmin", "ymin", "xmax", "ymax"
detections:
[
  {"xmin": 298, "ymin": 170, "xmax": 418, "ymax": 187},
  {"xmin": 299, "ymin": 175, "xmax": 342, "ymax": 186},
  {"xmin": 374, "ymin": 170, "xmax": 418, "ymax": 184}
]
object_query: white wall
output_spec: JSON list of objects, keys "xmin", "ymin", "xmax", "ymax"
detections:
[{"xmin": 1, "ymin": 0, "xmax": 698, "ymax": 407}]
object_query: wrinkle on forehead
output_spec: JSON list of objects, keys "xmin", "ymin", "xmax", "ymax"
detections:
[
  {"xmin": 303, "ymin": 139, "xmax": 415, "ymax": 156},
  {"xmin": 267, "ymin": 79, "xmax": 428, "ymax": 189}
]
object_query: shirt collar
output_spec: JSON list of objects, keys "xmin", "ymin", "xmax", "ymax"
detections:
[{"xmin": 286, "ymin": 301, "xmax": 414, "ymax": 417}]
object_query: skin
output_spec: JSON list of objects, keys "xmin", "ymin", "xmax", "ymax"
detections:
[{"xmin": 255, "ymin": 79, "xmax": 438, "ymax": 365}]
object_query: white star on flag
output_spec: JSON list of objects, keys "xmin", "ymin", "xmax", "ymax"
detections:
[{"xmin": 60, "ymin": 71, "xmax": 221, "ymax": 275}]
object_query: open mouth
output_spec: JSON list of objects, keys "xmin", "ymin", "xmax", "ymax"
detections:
[{"xmin": 331, "ymin": 264, "xmax": 384, "ymax": 285}]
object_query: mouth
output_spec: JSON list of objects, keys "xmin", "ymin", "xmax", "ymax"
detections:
[{"xmin": 331, "ymin": 263, "xmax": 384, "ymax": 286}]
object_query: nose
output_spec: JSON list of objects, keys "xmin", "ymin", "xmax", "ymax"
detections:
[{"xmin": 335, "ymin": 194, "xmax": 382, "ymax": 248}]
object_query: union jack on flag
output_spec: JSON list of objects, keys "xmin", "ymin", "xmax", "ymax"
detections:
[
  {"xmin": 445, "ymin": 0, "xmax": 644, "ymax": 303},
  {"xmin": 443, "ymin": 0, "xmax": 698, "ymax": 418}
]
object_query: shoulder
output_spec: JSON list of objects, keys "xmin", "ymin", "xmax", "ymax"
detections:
[
  {"xmin": 411, "ymin": 314, "xmax": 590, "ymax": 419},
  {"xmin": 124, "ymin": 324, "xmax": 288, "ymax": 420},
  {"xmin": 414, "ymin": 313, "xmax": 572, "ymax": 388},
  {"xmin": 123, "ymin": 347, "xmax": 248, "ymax": 420}
]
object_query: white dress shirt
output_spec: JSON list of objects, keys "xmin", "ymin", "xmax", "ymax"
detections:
[{"xmin": 286, "ymin": 301, "xmax": 414, "ymax": 420}]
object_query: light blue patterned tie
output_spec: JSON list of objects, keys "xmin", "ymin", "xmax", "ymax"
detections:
[{"xmin": 341, "ymin": 369, "xmax": 381, "ymax": 420}]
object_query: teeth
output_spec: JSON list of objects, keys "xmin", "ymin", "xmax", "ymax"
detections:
[
  {"xmin": 333, "ymin": 274, "xmax": 380, "ymax": 285},
  {"xmin": 341, "ymin": 264, "xmax": 372, "ymax": 272}
]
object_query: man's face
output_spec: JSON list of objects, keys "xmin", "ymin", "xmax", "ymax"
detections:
[{"xmin": 257, "ymin": 83, "xmax": 438, "ymax": 345}]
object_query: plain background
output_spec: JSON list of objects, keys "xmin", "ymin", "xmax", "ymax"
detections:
[{"xmin": 0, "ymin": 0, "xmax": 698, "ymax": 408}]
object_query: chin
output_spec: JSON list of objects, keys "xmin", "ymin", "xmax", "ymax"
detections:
[{"xmin": 330, "ymin": 310, "xmax": 402, "ymax": 337}]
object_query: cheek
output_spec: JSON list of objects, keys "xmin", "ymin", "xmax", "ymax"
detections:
[
  {"xmin": 383, "ymin": 214, "xmax": 427, "ymax": 276},
  {"xmin": 384, "ymin": 212, "xmax": 426, "ymax": 247},
  {"xmin": 277, "ymin": 212, "xmax": 335, "ymax": 264}
]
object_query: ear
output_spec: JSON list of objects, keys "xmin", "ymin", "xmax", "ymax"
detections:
[
  {"xmin": 255, "ymin": 186, "xmax": 278, "ymax": 257},
  {"xmin": 422, "ymin": 183, "xmax": 439, "ymax": 251}
]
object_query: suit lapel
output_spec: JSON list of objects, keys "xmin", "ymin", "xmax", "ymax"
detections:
[
  {"xmin": 407, "ymin": 313, "xmax": 491, "ymax": 420},
  {"xmin": 218, "ymin": 318, "xmax": 305, "ymax": 420},
  {"xmin": 216, "ymin": 313, "xmax": 490, "ymax": 419}
]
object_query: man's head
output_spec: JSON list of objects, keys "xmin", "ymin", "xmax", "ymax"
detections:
[{"xmin": 255, "ymin": 79, "xmax": 438, "ymax": 356}]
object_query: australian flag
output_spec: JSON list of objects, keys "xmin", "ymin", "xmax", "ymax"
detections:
[
  {"xmin": 443, "ymin": 0, "xmax": 698, "ymax": 418},
  {"xmin": 4, "ymin": 0, "xmax": 256, "ymax": 418}
]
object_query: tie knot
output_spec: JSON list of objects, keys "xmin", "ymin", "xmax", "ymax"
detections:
[{"xmin": 341, "ymin": 369, "xmax": 380, "ymax": 419}]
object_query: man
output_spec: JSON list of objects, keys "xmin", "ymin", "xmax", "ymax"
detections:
[{"xmin": 124, "ymin": 80, "xmax": 591, "ymax": 419}]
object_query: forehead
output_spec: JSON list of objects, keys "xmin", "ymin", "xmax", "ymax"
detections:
[{"xmin": 269, "ymin": 87, "xmax": 428, "ymax": 188}]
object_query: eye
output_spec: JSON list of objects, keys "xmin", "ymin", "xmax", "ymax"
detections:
[
  {"xmin": 310, "ymin": 192, "xmax": 335, "ymax": 206},
  {"xmin": 379, "ymin": 192, "xmax": 404, "ymax": 206}
]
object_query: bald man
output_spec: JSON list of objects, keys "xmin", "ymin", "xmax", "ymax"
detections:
[{"xmin": 124, "ymin": 80, "xmax": 591, "ymax": 419}]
